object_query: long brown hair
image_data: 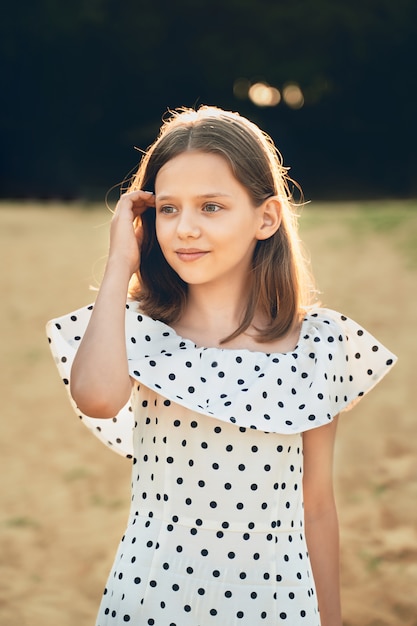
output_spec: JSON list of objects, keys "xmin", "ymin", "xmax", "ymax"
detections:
[{"xmin": 128, "ymin": 106, "xmax": 316, "ymax": 343}]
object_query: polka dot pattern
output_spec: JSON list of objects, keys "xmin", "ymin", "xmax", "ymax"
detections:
[
  {"xmin": 93, "ymin": 411, "xmax": 318, "ymax": 625},
  {"xmin": 46, "ymin": 302, "xmax": 397, "ymax": 625},
  {"xmin": 46, "ymin": 302, "xmax": 397, "ymax": 458}
]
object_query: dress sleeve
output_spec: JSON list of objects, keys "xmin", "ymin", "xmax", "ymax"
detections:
[
  {"xmin": 46, "ymin": 303, "xmax": 135, "ymax": 458},
  {"xmin": 301, "ymin": 308, "xmax": 397, "ymax": 414}
]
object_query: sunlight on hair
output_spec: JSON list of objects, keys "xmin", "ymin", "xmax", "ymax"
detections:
[
  {"xmin": 248, "ymin": 82, "xmax": 281, "ymax": 107},
  {"xmin": 283, "ymin": 83, "xmax": 304, "ymax": 109}
]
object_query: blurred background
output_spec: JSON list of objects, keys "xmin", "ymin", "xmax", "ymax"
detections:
[
  {"xmin": 1, "ymin": 0, "xmax": 416, "ymax": 201},
  {"xmin": 1, "ymin": 2, "xmax": 416, "ymax": 626}
]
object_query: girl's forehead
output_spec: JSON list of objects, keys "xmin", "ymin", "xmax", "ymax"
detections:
[
  {"xmin": 156, "ymin": 151, "xmax": 234, "ymax": 182},
  {"xmin": 154, "ymin": 151, "xmax": 250, "ymax": 200}
]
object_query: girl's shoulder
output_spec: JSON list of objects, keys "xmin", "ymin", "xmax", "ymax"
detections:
[{"xmin": 126, "ymin": 303, "xmax": 392, "ymax": 359}]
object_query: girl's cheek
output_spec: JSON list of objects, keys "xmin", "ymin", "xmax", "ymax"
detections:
[{"xmin": 156, "ymin": 220, "xmax": 172, "ymax": 246}]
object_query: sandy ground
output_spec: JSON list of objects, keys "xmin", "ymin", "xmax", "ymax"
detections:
[{"xmin": 0, "ymin": 201, "xmax": 416, "ymax": 626}]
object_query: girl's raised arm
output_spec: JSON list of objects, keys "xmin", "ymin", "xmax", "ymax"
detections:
[{"xmin": 70, "ymin": 190, "xmax": 155, "ymax": 418}]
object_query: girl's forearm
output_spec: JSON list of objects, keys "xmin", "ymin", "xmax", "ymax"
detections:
[
  {"xmin": 70, "ymin": 257, "xmax": 133, "ymax": 418},
  {"xmin": 305, "ymin": 504, "xmax": 343, "ymax": 626}
]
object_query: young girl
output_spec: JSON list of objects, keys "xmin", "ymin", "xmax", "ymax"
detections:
[{"xmin": 47, "ymin": 106, "xmax": 396, "ymax": 626}]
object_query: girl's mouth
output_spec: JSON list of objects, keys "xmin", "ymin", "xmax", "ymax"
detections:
[{"xmin": 175, "ymin": 249, "xmax": 209, "ymax": 262}]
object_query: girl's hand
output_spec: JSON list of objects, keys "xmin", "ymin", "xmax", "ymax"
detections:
[{"xmin": 109, "ymin": 189, "xmax": 155, "ymax": 276}]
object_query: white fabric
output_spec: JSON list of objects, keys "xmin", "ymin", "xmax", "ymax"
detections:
[
  {"xmin": 46, "ymin": 302, "xmax": 396, "ymax": 625},
  {"xmin": 46, "ymin": 301, "xmax": 397, "ymax": 459}
]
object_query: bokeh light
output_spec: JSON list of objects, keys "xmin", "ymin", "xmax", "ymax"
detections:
[
  {"xmin": 233, "ymin": 78, "xmax": 305, "ymax": 109},
  {"xmin": 282, "ymin": 83, "xmax": 304, "ymax": 109},
  {"xmin": 248, "ymin": 82, "xmax": 281, "ymax": 107},
  {"xmin": 233, "ymin": 78, "xmax": 251, "ymax": 100}
]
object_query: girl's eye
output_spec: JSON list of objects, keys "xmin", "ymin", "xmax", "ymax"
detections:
[
  {"xmin": 203, "ymin": 203, "xmax": 221, "ymax": 213},
  {"xmin": 160, "ymin": 205, "xmax": 177, "ymax": 214}
]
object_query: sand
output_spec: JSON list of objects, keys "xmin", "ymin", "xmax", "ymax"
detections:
[{"xmin": 0, "ymin": 201, "xmax": 416, "ymax": 625}]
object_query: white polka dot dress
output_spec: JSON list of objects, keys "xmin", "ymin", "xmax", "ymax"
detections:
[{"xmin": 46, "ymin": 302, "xmax": 397, "ymax": 625}]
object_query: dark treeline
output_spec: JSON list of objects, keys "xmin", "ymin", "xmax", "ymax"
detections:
[{"xmin": 1, "ymin": 0, "xmax": 416, "ymax": 200}]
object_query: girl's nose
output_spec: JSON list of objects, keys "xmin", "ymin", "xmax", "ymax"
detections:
[{"xmin": 176, "ymin": 209, "xmax": 201, "ymax": 239}]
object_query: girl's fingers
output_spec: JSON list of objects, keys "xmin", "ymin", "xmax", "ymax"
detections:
[
  {"xmin": 116, "ymin": 190, "xmax": 155, "ymax": 218},
  {"xmin": 109, "ymin": 190, "xmax": 153, "ymax": 271}
]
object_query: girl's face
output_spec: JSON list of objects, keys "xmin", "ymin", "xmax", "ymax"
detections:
[{"xmin": 154, "ymin": 150, "xmax": 266, "ymax": 291}]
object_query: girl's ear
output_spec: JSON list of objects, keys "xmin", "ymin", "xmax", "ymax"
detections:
[{"xmin": 256, "ymin": 196, "xmax": 282, "ymax": 240}]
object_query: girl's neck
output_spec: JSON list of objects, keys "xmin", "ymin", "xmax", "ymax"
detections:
[
  {"xmin": 180, "ymin": 287, "xmax": 246, "ymax": 337},
  {"xmin": 172, "ymin": 283, "xmax": 301, "ymax": 354}
]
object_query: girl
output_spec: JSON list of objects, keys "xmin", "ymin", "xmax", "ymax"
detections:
[{"xmin": 47, "ymin": 106, "xmax": 396, "ymax": 626}]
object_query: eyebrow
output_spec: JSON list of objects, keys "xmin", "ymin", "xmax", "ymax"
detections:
[{"xmin": 156, "ymin": 192, "xmax": 233, "ymax": 201}]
